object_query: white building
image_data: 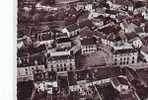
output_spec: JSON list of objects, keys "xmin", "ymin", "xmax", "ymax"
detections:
[
  {"xmin": 75, "ymin": 2, "xmax": 94, "ymax": 11},
  {"xmin": 81, "ymin": 37, "xmax": 98, "ymax": 55},
  {"xmin": 111, "ymin": 77, "xmax": 130, "ymax": 94},
  {"xmin": 125, "ymin": 32, "xmax": 143, "ymax": 48},
  {"xmin": 47, "ymin": 50, "xmax": 76, "ymax": 75},
  {"xmin": 62, "ymin": 23, "xmax": 80, "ymax": 37},
  {"xmin": 111, "ymin": 43, "xmax": 138, "ymax": 65}
]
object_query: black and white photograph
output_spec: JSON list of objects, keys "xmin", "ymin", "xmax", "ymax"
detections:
[{"xmin": 17, "ymin": 0, "xmax": 148, "ymax": 100}]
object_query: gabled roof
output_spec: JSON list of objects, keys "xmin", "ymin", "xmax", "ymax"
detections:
[
  {"xmin": 125, "ymin": 32, "xmax": 138, "ymax": 40},
  {"xmin": 66, "ymin": 23, "xmax": 79, "ymax": 32},
  {"xmin": 81, "ymin": 37, "xmax": 97, "ymax": 45},
  {"xmin": 78, "ymin": 19, "xmax": 93, "ymax": 28}
]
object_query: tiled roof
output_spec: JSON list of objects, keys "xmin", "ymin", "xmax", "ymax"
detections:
[
  {"xmin": 81, "ymin": 37, "xmax": 97, "ymax": 45},
  {"xmin": 66, "ymin": 23, "xmax": 79, "ymax": 32}
]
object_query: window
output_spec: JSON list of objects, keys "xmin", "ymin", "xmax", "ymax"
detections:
[
  {"xmin": 114, "ymin": 62, "xmax": 117, "ymax": 65},
  {"xmin": 32, "ymin": 68, "xmax": 34, "ymax": 70},
  {"xmin": 120, "ymin": 58, "xmax": 122, "ymax": 61},
  {"xmin": 124, "ymin": 57, "xmax": 126, "ymax": 61},
  {"xmin": 64, "ymin": 63, "xmax": 66, "ymax": 67},
  {"xmin": 132, "ymin": 60, "xmax": 135, "ymax": 64},
  {"xmin": 61, "ymin": 68, "xmax": 63, "ymax": 71},
  {"xmin": 127, "ymin": 61, "xmax": 129, "ymax": 64},
  {"xmin": 123, "ymin": 62, "xmax": 125, "ymax": 64},
  {"xmin": 64, "ymin": 67, "xmax": 67, "ymax": 71},
  {"xmin": 70, "ymin": 63, "xmax": 72, "ymax": 67},
  {"xmin": 57, "ymin": 68, "xmax": 59, "ymax": 72},
  {"xmin": 51, "ymin": 65, "xmax": 53, "ymax": 68},
  {"xmin": 127, "ymin": 57, "xmax": 129, "ymax": 61},
  {"xmin": 132, "ymin": 56, "xmax": 135, "ymax": 60},
  {"xmin": 25, "ymin": 69, "xmax": 28, "ymax": 71},
  {"xmin": 60, "ymin": 64, "xmax": 63, "ymax": 67},
  {"xmin": 70, "ymin": 67, "xmax": 73, "ymax": 70},
  {"xmin": 115, "ymin": 59, "xmax": 117, "ymax": 61},
  {"xmin": 25, "ymin": 69, "xmax": 28, "ymax": 75},
  {"xmin": 51, "ymin": 68, "xmax": 54, "ymax": 71},
  {"xmin": 120, "ymin": 62, "xmax": 122, "ymax": 65}
]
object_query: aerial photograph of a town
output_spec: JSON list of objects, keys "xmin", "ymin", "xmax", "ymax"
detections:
[{"xmin": 17, "ymin": 0, "xmax": 148, "ymax": 100}]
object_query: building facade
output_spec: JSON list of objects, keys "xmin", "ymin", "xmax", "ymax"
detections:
[
  {"xmin": 112, "ymin": 43, "xmax": 138, "ymax": 65},
  {"xmin": 47, "ymin": 51, "xmax": 76, "ymax": 74},
  {"xmin": 81, "ymin": 37, "xmax": 98, "ymax": 55}
]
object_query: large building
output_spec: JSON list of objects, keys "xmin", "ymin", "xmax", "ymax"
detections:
[
  {"xmin": 47, "ymin": 49, "xmax": 76, "ymax": 75},
  {"xmin": 81, "ymin": 37, "xmax": 98, "ymax": 55},
  {"xmin": 111, "ymin": 43, "xmax": 138, "ymax": 65}
]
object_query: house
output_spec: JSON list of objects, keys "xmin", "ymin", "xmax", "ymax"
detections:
[
  {"xmin": 75, "ymin": 2, "xmax": 94, "ymax": 11},
  {"xmin": 101, "ymin": 31, "xmax": 126, "ymax": 47},
  {"xmin": 111, "ymin": 77, "xmax": 129, "ymax": 94},
  {"xmin": 105, "ymin": 9, "xmax": 119, "ymax": 18},
  {"xmin": 56, "ymin": 37, "xmax": 72, "ymax": 49},
  {"xmin": 125, "ymin": 32, "xmax": 143, "ymax": 48},
  {"xmin": 17, "ymin": 54, "xmax": 46, "ymax": 82},
  {"xmin": 62, "ymin": 23, "xmax": 79, "ymax": 37},
  {"xmin": 111, "ymin": 43, "xmax": 138, "ymax": 65},
  {"xmin": 47, "ymin": 49, "xmax": 76, "ymax": 75},
  {"xmin": 78, "ymin": 19, "xmax": 94, "ymax": 30},
  {"xmin": 34, "ymin": 71, "xmax": 57, "ymax": 94},
  {"xmin": 100, "ymin": 24, "xmax": 124, "ymax": 46},
  {"xmin": 120, "ymin": 22, "xmax": 138, "ymax": 33},
  {"xmin": 81, "ymin": 37, "xmax": 97, "ymax": 55}
]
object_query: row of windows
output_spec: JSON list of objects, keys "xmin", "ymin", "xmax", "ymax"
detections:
[
  {"xmin": 49, "ymin": 59, "xmax": 74, "ymax": 63},
  {"xmin": 83, "ymin": 49, "xmax": 97, "ymax": 54},
  {"xmin": 114, "ymin": 59, "xmax": 135, "ymax": 65},
  {"xmin": 50, "ymin": 63, "xmax": 73, "ymax": 68},
  {"xmin": 115, "ymin": 56, "xmax": 135, "ymax": 61},
  {"xmin": 84, "ymin": 45, "xmax": 96, "ymax": 49},
  {"xmin": 55, "ymin": 66, "xmax": 73, "ymax": 72},
  {"xmin": 115, "ymin": 53, "xmax": 137, "ymax": 57}
]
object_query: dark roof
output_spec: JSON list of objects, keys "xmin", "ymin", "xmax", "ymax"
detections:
[
  {"xmin": 125, "ymin": 32, "xmax": 138, "ymax": 40},
  {"xmin": 100, "ymin": 25, "xmax": 121, "ymax": 34},
  {"xmin": 105, "ymin": 9, "xmax": 119, "ymax": 15},
  {"xmin": 17, "ymin": 53, "xmax": 46, "ymax": 67},
  {"xmin": 17, "ymin": 47, "xmax": 29, "ymax": 57},
  {"xmin": 48, "ymin": 55, "xmax": 74, "ymax": 61},
  {"xmin": 80, "ymin": 29, "xmax": 98, "ymax": 37},
  {"xmin": 30, "ymin": 44, "xmax": 46, "ymax": 54},
  {"xmin": 106, "ymin": 33, "xmax": 122, "ymax": 42},
  {"xmin": 78, "ymin": 19, "xmax": 94, "ymax": 28},
  {"xmin": 66, "ymin": 23, "xmax": 79, "ymax": 32},
  {"xmin": 117, "ymin": 77, "xmax": 128, "ymax": 85},
  {"xmin": 112, "ymin": 48, "xmax": 137, "ymax": 54},
  {"xmin": 81, "ymin": 37, "xmax": 97, "ymax": 45},
  {"xmin": 56, "ymin": 37, "xmax": 71, "ymax": 43}
]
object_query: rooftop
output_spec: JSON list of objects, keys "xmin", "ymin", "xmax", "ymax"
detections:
[
  {"xmin": 66, "ymin": 23, "xmax": 79, "ymax": 32},
  {"xmin": 56, "ymin": 37, "xmax": 71, "ymax": 43},
  {"xmin": 81, "ymin": 37, "xmax": 97, "ymax": 45}
]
